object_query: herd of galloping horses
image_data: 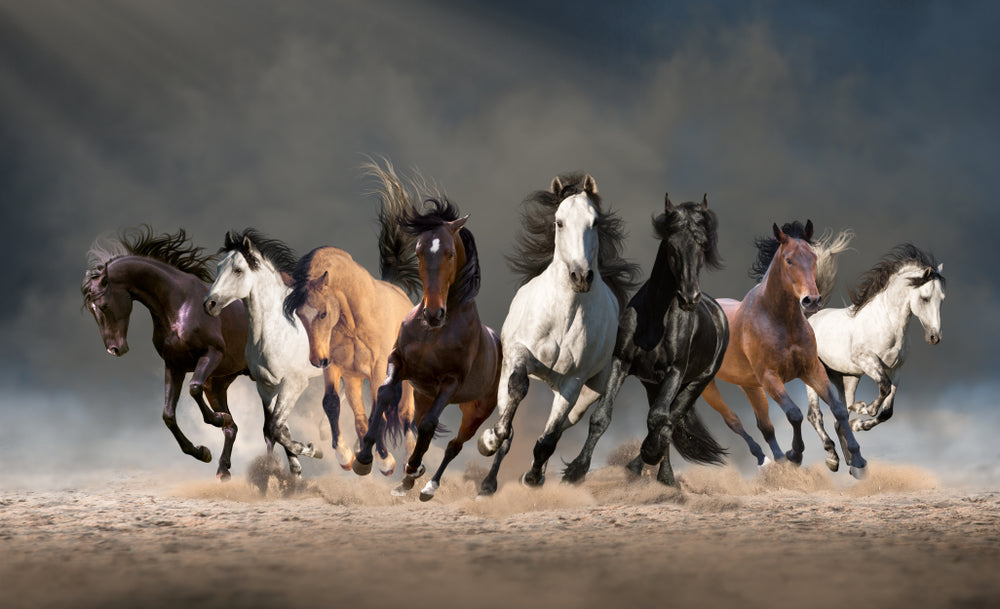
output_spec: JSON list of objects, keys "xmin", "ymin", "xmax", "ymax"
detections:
[{"xmin": 81, "ymin": 160, "xmax": 946, "ymax": 500}]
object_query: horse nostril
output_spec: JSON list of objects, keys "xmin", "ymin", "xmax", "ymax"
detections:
[
  {"xmin": 318, "ymin": 358, "xmax": 329, "ymax": 367},
  {"xmin": 585, "ymin": 270, "xmax": 594, "ymax": 284},
  {"xmin": 570, "ymin": 271, "xmax": 579, "ymax": 284}
]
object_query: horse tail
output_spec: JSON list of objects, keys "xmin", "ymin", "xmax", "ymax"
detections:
[
  {"xmin": 671, "ymin": 405, "xmax": 728, "ymax": 465},
  {"xmin": 812, "ymin": 227, "xmax": 854, "ymax": 310},
  {"xmin": 364, "ymin": 157, "xmax": 422, "ymax": 300}
]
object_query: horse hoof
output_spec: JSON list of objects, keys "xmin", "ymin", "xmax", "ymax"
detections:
[
  {"xmin": 352, "ymin": 459, "xmax": 373, "ymax": 476},
  {"xmin": 758, "ymin": 456, "xmax": 773, "ymax": 470},
  {"xmin": 825, "ymin": 456, "xmax": 840, "ymax": 472},
  {"xmin": 419, "ymin": 480, "xmax": 439, "ymax": 502},
  {"xmin": 378, "ymin": 454, "xmax": 397, "ymax": 477},
  {"xmin": 520, "ymin": 472, "xmax": 544, "ymax": 487},
  {"xmin": 217, "ymin": 470, "xmax": 232, "ymax": 483},
  {"xmin": 390, "ymin": 485, "xmax": 408, "ymax": 497},
  {"xmin": 195, "ymin": 446, "xmax": 213, "ymax": 463},
  {"xmin": 849, "ymin": 465, "xmax": 867, "ymax": 480},
  {"xmin": 785, "ymin": 450, "xmax": 803, "ymax": 466},
  {"xmin": 478, "ymin": 430, "xmax": 498, "ymax": 457},
  {"xmin": 311, "ymin": 446, "xmax": 323, "ymax": 460}
]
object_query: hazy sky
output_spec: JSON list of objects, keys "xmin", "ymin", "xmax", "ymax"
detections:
[{"xmin": 1, "ymin": 1, "xmax": 997, "ymax": 484}]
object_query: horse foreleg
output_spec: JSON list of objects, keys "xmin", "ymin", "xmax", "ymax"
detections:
[
  {"xmin": 162, "ymin": 367, "xmax": 212, "ymax": 463},
  {"xmin": 268, "ymin": 377, "xmax": 320, "ymax": 478},
  {"xmin": 702, "ymin": 380, "xmax": 767, "ymax": 466},
  {"xmin": 420, "ymin": 399, "xmax": 492, "ymax": 502},
  {"xmin": 523, "ymin": 379, "xmax": 584, "ymax": 487},
  {"xmin": 852, "ymin": 353, "xmax": 893, "ymax": 420},
  {"xmin": 332, "ymin": 375, "xmax": 364, "ymax": 472},
  {"xmin": 806, "ymin": 385, "xmax": 839, "ymax": 472},
  {"xmin": 354, "ymin": 354, "xmax": 402, "ymax": 476},
  {"xmin": 563, "ymin": 356, "xmax": 629, "ymax": 484},
  {"xmin": 627, "ymin": 368, "xmax": 684, "ymax": 482},
  {"xmin": 855, "ymin": 371, "xmax": 900, "ymax": 432},
  {"xmin": 478, "ymin": 353, "xmax": 531, "ymax": 495},
  {"xmin": 760, "ymin": 374, "xmax": 804, "ymax": 465},
  {"xmin": 189, "ymin": 350, "xmax": 231, "ymax": 429},
  {"xmin": 393, "ymin": 383, "xmax": 457, "ymax": 497},
  {"xmin": 803, "ymin": 361, "xmax": 867, "ymax": 478},
  {"xmin": 204, "ymin": 376, "xmax": 239, "ymax": 481}
]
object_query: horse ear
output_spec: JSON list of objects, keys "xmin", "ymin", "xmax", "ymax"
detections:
[
  {"xmin": 701, "ymin": 193, "xmax": 709, "ymax": 209},
  {"xmin": 280, "ymin": 271, "xmax": 294, "ymax": 287},
  {"xmin": 937, "ymin": 263, "xmax": 944, "ymax": 273},
  {"xmin": 550, "ymin": 177, "xmax": 563, "ymax": 194},
  {"xmin": 309, "ymin": 270, "xmax": 329, "ymax": 291},
  {"xmin": 449, "ymin": 215, "xmax": 469, "ymax": 233},
  {"xmin": 804, "ymin": 219, "xmax": 814, "ymax": 241},
  {"xmin": 584, "ymin": 174, "xmax": 598, "ymax": 196},
  {"xmin": 664, "ymin": 193, "xmax": 674, "ymax": 212},
  {"xmin": 773, "ymin": 223, "xmax": 787, "ymax": 243},
  {"xmin": 98, "ymin": 266, "xmax": 109, "ymax": 287},
  {"xmin": 922, "ymin": 267, "xmax": 932, "ymax": 280}
]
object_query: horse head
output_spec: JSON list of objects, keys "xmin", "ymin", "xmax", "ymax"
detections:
[
  {"xmin": 552, "ymin": 174, "xmax": 600, "ymax": 293},
  {"xmin": 82, "ymin": 264, "xmax": 133, "ymax": 357},
  {"xmin": 656, "ymin": 193, "xmax": 722, "ymax": 312},
  {"xmin": 415, "ymin": 215, "xmax": 467, "ymax": 329},
  {"xmin": 773, "ymin": 220, "xmax": 821, "ymax": 314},
  {"xmin": 909, "ymin": 263, "xmax": 946, "ymax": 345},
  {"xmin": 204, "ymin": 238, "xmax": 258, "ymax": 316}
]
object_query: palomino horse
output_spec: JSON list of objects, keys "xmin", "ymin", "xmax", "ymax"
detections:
[
  {"xmin": 563, "ymin": 194, "xmax": 729, "ymax": 486},
  {"xmin": 205, "ymin": 229, "xmax": 350, "ymax": 478},
  {"xmin": 353, "ymin": 198, "xmax": 502, "ymax": 501},
  {"xmin": 478, "ymin": 173, "xmax": 639, "ymax": 494},
  {"xmin": 805, "ymin": 243, "xmax": 945, "ymax": 470},
  {"xmin": 282, "ymin": 162, "xmax": 419, "ymax": 475},
  {"xmin": 82, "ymin": 226, "xmax": 248, "ymax": 480},
  {"xmin": 699, "ymin": 221, "xmax": 868, "ymax": 477}
]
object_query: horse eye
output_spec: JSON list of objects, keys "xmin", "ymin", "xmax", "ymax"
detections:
[
  {"xmin": 233, "ymin": 267, "xmax": 243, "ymax": 275},
  {"xmin": 785, "ymin": 257, "xmax": 792, "ymax": 265},
  {"xmin": 555, "ymin": 219, "xmax": 563, "ymax": 229},
  {"xmin": 319, "ymin": 310, "xmax": 327, "ymax": 319}
]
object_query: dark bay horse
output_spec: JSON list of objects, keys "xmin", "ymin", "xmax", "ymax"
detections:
[
  {"xmin": 352, "ymin": 198, "xmax": 502, "ymax": 501},
  {"xmin": 562, "ymin": 194, "xmax": 729, "ymax": 486},
  {"xmin": 82, "ymin": 226, "xmax": 249, "ymax": 480},
  {"xmin": 699, "ymin": 221, "xmax": 868, "ymax": 477}
]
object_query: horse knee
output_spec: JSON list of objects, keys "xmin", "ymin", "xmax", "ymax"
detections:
[
  {"xmin": 508, "ymin": 364, "xmax": 528, "ymax": 404},
  {"xmin": 188, "ymin": 382, "xmax": 204, "ymax": 399},
  {"xmin": 785, "ymin": 407, "xmax": 804, "ymax": 425},
  {"xmin": 417, "ymin": 418, "xmax": 438, "ymax": 438}
]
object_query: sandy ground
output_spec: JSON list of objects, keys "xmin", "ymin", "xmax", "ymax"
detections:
[{"xmin": 2, "ymin": 454, "xmax": 999, "ymax": 609}]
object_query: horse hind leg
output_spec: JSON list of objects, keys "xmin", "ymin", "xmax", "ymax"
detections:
[
  {"xmin": 806, "ymin": 378, "xmax": 840, "ymax": 472},
  {"xmin": 523, "ymin": 379, "xmax": 585, "ymax": 487},
  {"xmin": 702, "ymin": 380, "xmax": 768, "ymax": 466},
  {"xmin": 419, "ymin": 399, "xmax": 492, "ymax": 501}
]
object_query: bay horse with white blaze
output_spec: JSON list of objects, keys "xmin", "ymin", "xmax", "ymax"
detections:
[
  {"xmin": 353, "ymin": 192, "xmax": 502, "ymax": 501},
  {"xmin": 82, "ymin": 226, "xmax": 248, "ymax": 480},
  {"xmin": 563, "ymin": 194, "xmax": 729, "ymax": 486},
  {"xmin": 699, "ymin": 221, "xmax": 867, "ymax": 477}
]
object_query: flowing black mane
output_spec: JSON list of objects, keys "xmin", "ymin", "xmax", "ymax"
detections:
[
  {"xmin": 400, "ymin": 198, "xmax": 481, "ymax": 306},
  {"xmin": 282, "ymin": 247, "xmax": 321, "ymax": 322},
  {"xmin": 849, "ymin": 243, "xmax": 944, "ymax": 310},
  {"xmin": 220, "ymin": 228, "xmax": 298, "ymax": 275},
  {"xmin": 749, "ymin": 220, "xmax": 812, "ymax": 282},
  {"xmin": 508, "ymin": 173, "xmax": 639, "ymax": 310},
  {"xmin": 652, "ymin": 199, "xmax": 723, "ymax": 270}
]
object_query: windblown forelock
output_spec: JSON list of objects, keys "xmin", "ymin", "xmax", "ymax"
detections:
[
  {"xmin": 282, "ymin": 248, "xmax": 320, "ymax": 322},
  {"xmin": 221, "ymin": 228, "xmax": 297, "ymax": 274}
]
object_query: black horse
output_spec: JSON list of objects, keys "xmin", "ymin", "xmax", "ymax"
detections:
[{"xmin": 562, "ymin": 194, "xmax": 729, "ymax": 486}]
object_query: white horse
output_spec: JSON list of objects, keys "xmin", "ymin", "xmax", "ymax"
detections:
[
  {"xmin": 477, "ymin": 173, "xmax": 637, "ymax": 493},
  {"xmin": 806, "ymin": 243, "xmax": 945, "ymax": 471},
  {"xmin": 204, "ymin": 230, "xmax": 374, "ymax": 476}
]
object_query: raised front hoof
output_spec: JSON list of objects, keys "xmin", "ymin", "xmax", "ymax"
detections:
[
  {"xmin": 352, "ymin": 458, "xmax": 373, "ymax": 476},
  {"xmin": 785, "ymin": 450, "xmax": 803, "ymax": 466},
  {"xmin": 520, "ymin": 471, "xmax": 545, "ymax": 487},
  {"xmin": 825, "ymin": 455, "xmax": 840, "ymax": 472},
  {"xmin": 478, "ymin": 429, "xmax": 499, "ymax": 457},
  {"xmin": 848, "ymin": 400, "xmax": 868, "ymax": 415},
  {"xmin": 849, "ymin": 464, "xmax": 867, "ymax": 480},
  {"xmin": 378, "ymin": 454, "xmax": 397, "ymax": 477},
  {"xmin": 194, "ymin": 446, "xmax": 213, "ymax": 463},
  {"xmin": 308, "ymin": 444, "xmax": 323, "ymax": 460}
]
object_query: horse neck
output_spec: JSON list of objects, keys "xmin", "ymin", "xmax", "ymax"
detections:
[
  {"xmin": 109, "ymin": 256, "xmax": 189, "ymax": 329},
  {"xmin": 855, "ymin": 272, "xmax": 914, "ymax": 335},
  {"xmin": 242, "ymin": 266, "xmax": 292, "ymax": 337},
  {"xmin": 647, "ymin": 245, "xmax": 680, "ymax": 312}
]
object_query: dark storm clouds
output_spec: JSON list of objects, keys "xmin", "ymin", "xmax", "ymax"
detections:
[{"xmin": 1, "ymin": 1, "xmax": 998, "ymax": 474}]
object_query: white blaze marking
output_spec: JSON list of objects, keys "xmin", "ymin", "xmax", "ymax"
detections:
[
  {"xmin": 430, "ymin": 238, "xmax": 440, "ymax": 253},
  {"xmin": 300, "ymin": 303, "xmax": 319, "ymax": 323}
]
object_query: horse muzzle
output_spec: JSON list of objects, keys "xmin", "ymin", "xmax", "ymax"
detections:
[
  {"xmin": 569, "ymin": 269, "xmax": 594, "ymax": 293},
  {"xmin": 106, "ymin": 342, "xmax": 129, "ymax": 357},
  {"xmin": 422, "ymin": 307, "xmax": 446, "ymax": 328},
  {"xmin": 677, "ymin": 290, "xmax": 702, "ymax": 312},
  {"xmin": 926, "ymin": 331, "xmax": 942, "ymax": 345},
  {"xmin": 800, "ymin": 295, "xmax": 821, "ymax": 315},
  {"xmin": 203, "ymin": 297, "xmax": 222, "ymax": 317}
]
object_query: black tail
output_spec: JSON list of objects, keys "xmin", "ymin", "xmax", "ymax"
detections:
[
  {"xmin": 671, "ymin": 405, "xmax": 727, "ymax": 465},
  {"xmin": 364, "ymin": 158, "xmax": 422, "ymax": 300}
]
